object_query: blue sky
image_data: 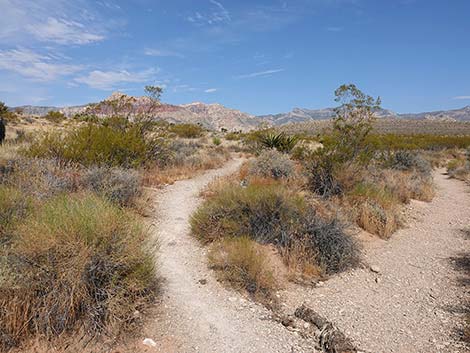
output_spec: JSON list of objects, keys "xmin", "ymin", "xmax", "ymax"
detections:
[{"xmin": 0, "ymin": 0, "xmax": 469, "ymax": 115}]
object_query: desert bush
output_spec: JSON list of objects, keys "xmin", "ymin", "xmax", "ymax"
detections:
[
  {"xmin": 249, "ymin": 149, "xmax": 295, "ymax": 180},
  {"xmin": 212, "ymin": 136, "xmax": 222, "ymax": 146},
  {"xmin": 259, "ymin": 132, "xmax": 299, "ymax": 153},
  {"xmin": 25, "ymin": 124, "xmax": 163, "ymax": 168},
  {"xmin": 208, "ymin": 237, "xmax": 278, "ymax": 304},
  {"xmin": 192, "ymin": 184, "xmax": 305, "ymax": 245},
  {"xmin": 192, "ymin": 183, "xmax": 358, "ymax": 275},
  {"xmin": 0, "ymin": 186, "xmax": 30, "ymax": 242},
  {"xmin": 82, "ymin": 167, "xmax": 141, "ymax": 207},
  {"xmin": 308, "ymin": 154, "xmax": 343, "ymax": 198},
  {"xmin": 389, "ymin": 150, "xmax": 432, "ymax": 176},
  {"xmin": 0, "ymin": 158, "xmax": 80, "ymax": 199},
  {"xmin": 169, "ymin": 123, "xmax": 204, "ymax": 138},
  {"xmin": 0, "ymin": 193, "xmax": 156, "ymax": 350},
  {"xmin": 348, "ymin": 182, "xmax": 401, "ymax": 238},
  {"xmin": 297, "ymin": 215, "xmax": 359, "ymax": 274},
  {"xmin": 225, "ymin": 132, "xmax": 241, "ymax": 141},
  {"xmin": 43, "ymin": 111, "xmax": 66, "ymax": 123}
]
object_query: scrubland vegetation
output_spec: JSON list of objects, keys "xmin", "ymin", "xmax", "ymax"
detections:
[
  {"xmin": 192, "ymin": 84, "xmax": 470, "ymax": 304},
  {"xmin": 0, "ymin": 96, "xmax": 232, "ymax": 351}
]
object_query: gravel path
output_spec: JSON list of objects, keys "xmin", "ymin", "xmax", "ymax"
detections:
[
  {"xmin": 144, "ymin": 158, "xmax": 314, "ymax": 353},
  {"xmin": 282, "ymin": 170, "xmax": 470, "ymax": 353}
]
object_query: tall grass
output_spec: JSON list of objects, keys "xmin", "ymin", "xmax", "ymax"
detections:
[{"xmin": 0, "ymin": 193, "xmax": 157, "ymax": 351}]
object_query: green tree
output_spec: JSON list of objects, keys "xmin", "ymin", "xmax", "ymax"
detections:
[
  {"xmin": 144, "ymin": 85, "xmax": 163, "ymax": 102},
  {"xmin": 330, "ymin": 83, "xmax": 381, "ymax": 163}
]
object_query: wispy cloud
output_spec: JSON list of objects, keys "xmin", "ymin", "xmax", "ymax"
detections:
[
  {"xmin": 204, "ymin": 88, "xmax": 217, "ymax": 93},
  {"xmin": 0, "ymin": 0, "xmax": 111, "ymax": 46},
  {"xmin": 236, "ymin": 68, "xmax": 285, "ymax": 79},
  {"xmin": 29, "ymin": 17, "xmax": 105, "ymax": 45},
  {"xmin": 144, "ymin": 48, "xmax": 184, "ymax": 58},
  {"xmin": 453, "ymin": 96, "xmax": 470, "ymax": 100},
  {"xmin": 75, "ymin": 68, "xmax": 158, "ymax": 90},
  {"xmin": 172, "ymin": 84, "xmax": 197, "ymax": 93},
  {"xmin": 187, "ymin": 0, "xmax": 231, "ymax": 25},
  {"xmin": 0, "ymin": 48, "xmax": 82, "ymax": 81}
]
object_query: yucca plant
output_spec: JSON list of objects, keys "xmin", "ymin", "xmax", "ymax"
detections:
[{"xmin": 259, "ymin": 132, "xmax": 298, "ymax": 153}]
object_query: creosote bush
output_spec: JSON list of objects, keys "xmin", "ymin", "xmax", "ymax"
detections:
[
  {"xmin": 0, "ymin": 193, "xmax": 157, "ymax": 350},
  {"xmin": 169, "ymin": 123, "xmax": 204, "ymax": 138},
  {"xmin": 249, "ymin": 149, "xmax": 295, "ymax": 180}
]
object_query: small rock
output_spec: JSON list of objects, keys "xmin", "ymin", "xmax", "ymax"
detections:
[
  {"xmin": 198, "ymin": 278, "xmax": 207, "ymax": 285},
  {"xmin": 316, "ymin": 281, "xmax": 324, "ymax": 287},
  {"xmin": 370, "ymin": 265, "xmax": 381, "ymax": 273},
  {"xmin": 303, "ymin": 322, "xmax": 310, "ymax": 329},
  {"xmin": 375, "ymin": 277, "xmax": 381, "ymax": 284},
  {"xmin": 143, "ymin": 338, "xmax": 157, "ymax": 347},
  {"xmin": 228, "ymin": 297, "xmax": 237, "ymax": 302}
]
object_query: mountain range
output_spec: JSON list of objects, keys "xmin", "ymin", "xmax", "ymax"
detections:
[{"xmin": 12, "ymin": 93, "xmax": 470, "ymax": 131}]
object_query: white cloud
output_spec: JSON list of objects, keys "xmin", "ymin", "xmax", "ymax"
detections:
[
  {"xmin": 0, "ymin": 48, "xmax": 82, "ymax": 81},
  {"xmin": 172, "ymin": 84, "xmax": 197, "ymax": 93},
  {"xmin": 236, "ymin": 68, "xmax": 285, "ymax": 79},
  {"xmin": 453, "ymin": 96, "xmax": 470, "ymax": 100},
  {"xmin": 0, "ymin": 0, "xmax": 108, "ymax": 46},
  {"xmin": 144, "ymin": 48, "xmax": 184, "ymax": 58},
  {"xmin": 75, "ymin": 68, "xmax": 158, "ymax": 90},
  {"xmin": 29, "ymin": 17, "xmax": 105, "ymax": 45},
  {"xmin": 204, "ymin": 88, "xmax": 217, "ymax": 93}
]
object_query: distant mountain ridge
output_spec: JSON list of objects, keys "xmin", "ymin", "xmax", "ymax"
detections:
[
  {"xmin": 258, "ymin": 106, "xmax": 470, "ymax": 123},
  {"xmin": 12, "ymin": 94, "xmax": 470, "ymax": 131},
  {"xmin": 14, "ymin": 92, "xmax": 260, "ymax": 132}
]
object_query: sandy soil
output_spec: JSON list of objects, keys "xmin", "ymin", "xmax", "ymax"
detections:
[
  {"xmin": 281, "ymin": 170, "xmax": 470, "ymax": 353},
  {"xmin": 134, "ymin": 165, "xmax": 469, "ymax": 353}
]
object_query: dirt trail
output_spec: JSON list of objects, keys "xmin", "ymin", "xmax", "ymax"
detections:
[
  {"xmin": 283, "ymin": 170, "xmax": 470, "ymax": 353},
  {"xmin": 141, "ymin": 164, "xmax": 469, "ymax": 353},
  {"xmin": 145, "ymin": 158, "xmax": 313, "ymax": 353}
]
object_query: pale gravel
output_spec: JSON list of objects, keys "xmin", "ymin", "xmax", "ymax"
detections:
[
  {"xmin": 281, "ymin": 170, "xmax": 470, "ymax": 353},
  {"xmin": 137, "ymin": 165, "xmax": 469, "ymax": 353},
  {"xmin": 145, "ymin": 158, "xmax": 315, "ymax": 353}
]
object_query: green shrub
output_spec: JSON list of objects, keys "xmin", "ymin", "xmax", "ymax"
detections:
[
  {"xmin": 169, "ymin": 123, "xmax": 204, "ymax": 138},
  {"xmin": 25, "ymin": 124, "xmax": 162, "ymax": 168},
  {"xmin": 212, "ymin": 136, "xmax": 222, "ymax": 146},
  {"xmin": 249, "ymin": 149, "xmax": 295, "ymax": 179},
  {"xmin": 0, "ymin": 193, "xmax": 156, "ymax": 349},
  {"xmin": 43, "ymin": 110, "xmax": 66, "ymax": 123},
  {"xmin": 192, "ymin": 184, "xmax": 305, "ymax": 245}
]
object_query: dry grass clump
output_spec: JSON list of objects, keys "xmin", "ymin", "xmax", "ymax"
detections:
[
  {"xmin": 447, "ymin": 151, "xmax": 470, "ymax": 182},
  {"xmin": 0, "ymin": 193, "xmax": 157, "ymax": 351},
  {"xmin": 208, "ymin": 237, "xmax": 278, "ymax": 305},
  {"xmin": 347, "ymin": 182, "xmax": 401, "ymax": 239},
  {"xmin": 248, "ymin": 149, "xmax": 296, "ymax": 180},
  {"xmin": 0, "ymin": 186, "xmax": 30, "ymax": 242}
]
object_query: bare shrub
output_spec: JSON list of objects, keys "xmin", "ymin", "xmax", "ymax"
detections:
[
  {"xmin": 249, "ymin": 149, "xmax": 295, "ymax": 180},
  {"xmin": 390, "ymin": 150, "xmax": 432, "ymax": 176},
  {"xmin": 82, "ymin": 166, "xmax": 141, "ymax": 207}
]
